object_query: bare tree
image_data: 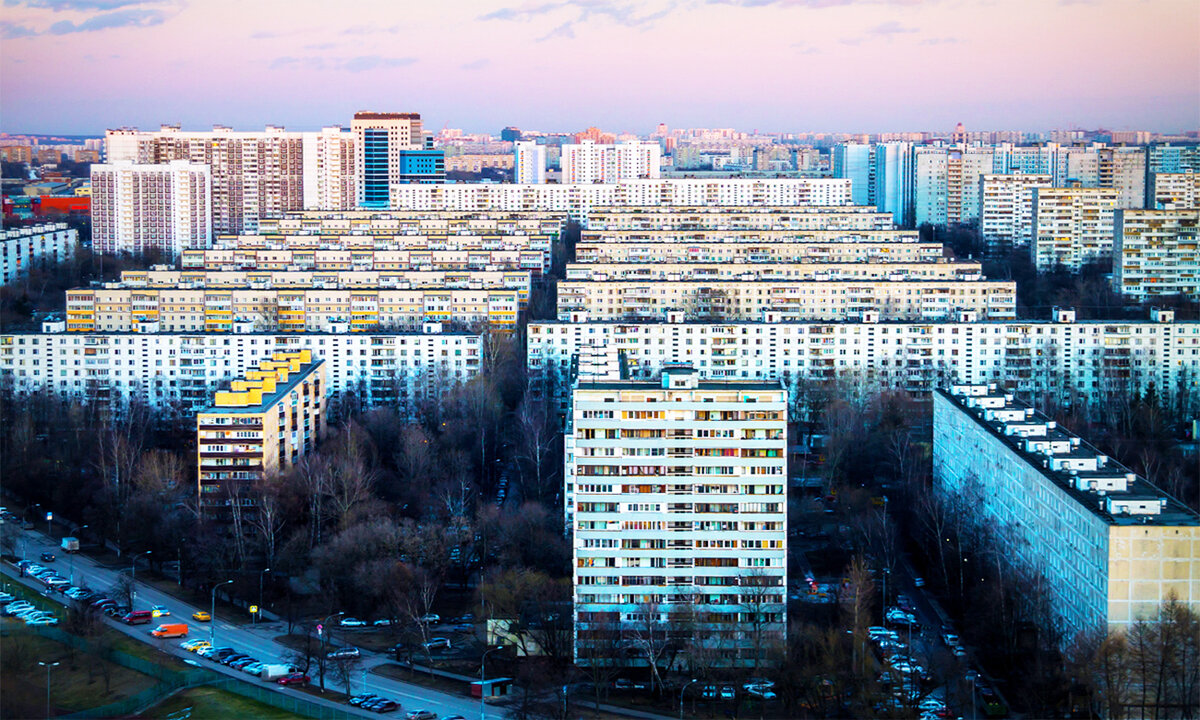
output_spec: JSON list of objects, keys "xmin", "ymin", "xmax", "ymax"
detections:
[
  {"xmin": 625, "ymin": 602, "xmax": 671, "ymax": 694},
  {"xmin": 514, "ymin": 394, "xmax": 560, "ymax": 504}
]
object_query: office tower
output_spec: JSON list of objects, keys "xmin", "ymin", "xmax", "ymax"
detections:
[
  {"xmin": 568, "ymin": 366, "xmax": 787, "ymax": 668},
  {"xmin": 2, "ymin": 223, "xmax": 78, "ymax": 284},
  {"xmin": 1099, "ymin": 147, "xmax": 1147, "ymax": 209},
  {"xmin": 351, "ymin": 111, "xmax": 444, "ymax": 208},
  {"xmin": 914, "ymin": 149, "xmax": 949, "ymax": 227},
  {"xmin": 302, "ymin": 126, "xmax": 356, "ymax": 210},
  {"xmin": 934, "ymin": 385, "xmax": 1200, "ymax": 641},
  {"xmin": 1031, "ymin": 187, "xmax": 1118, "ymax": 271},
  {"xmin": 560, "ymin": 140, "xmax": 661, "ymax": 184},
  {"xmin": 500, "ymin": 126, "xmax": 523, "ymax": 142},
  {"xmin": 1149, "ymin": 172, "xmax": 1200, "ymax": 210},
  {"xmin": 979, "ymin": 173, "xmax": 1052, "ymax": 254},
  {"xmin": 873, "ymin": 142, "xmax": 915, "ymax": 227},
  {"xmin": 1114, "ymin": 209, "xmax": 1200, "ymax": 301},
  {"xmin": 90, "ymin": 160, "xmax": 211, "ymax": 256},
  {"xmin": 197, "ymin": 349, "xmax": 325, "ymax": 511},
  {"xmin": 832, "ymin": 143, "xmax": 874, "ymax": 207},
  {"xmin": 514, "ymin": 141, "xmax": 547, "ymax": 184}
]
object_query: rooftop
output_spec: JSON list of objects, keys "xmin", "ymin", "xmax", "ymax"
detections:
[
  {"xmin": 198, "ymin": 350, "xmax": 323, "ymax": 415},
  {"xmin": 938, "ymin": 384, "xmax": 1200, "ymax": 527}
]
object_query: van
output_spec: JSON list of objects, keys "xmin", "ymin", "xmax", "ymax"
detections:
[
  {"xmin": 123, "ymin": 610, "xmax": 153, "ymax": 625},
  {"xmin": 152, "ymin": 623, "xmax": 188, "ymax": 638}
]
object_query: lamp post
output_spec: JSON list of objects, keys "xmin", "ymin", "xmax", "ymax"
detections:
[
  {"xmin": 130, "ymin": 551, "xmax": 151, "ymax": 605},
  {"xmin": 480, "ymin": 645, "xmax": 502, "ymax": 720},
  {"xmin": 257, "ymin": 568, "xmax": 270, "ymax": 625},
  {"xmin": 967, "ymin": 670, "xmax": 978, "ymax": 720},
  {"xmin": 39, "ymin": 660, "xmax": 59, "ymax": 719},
  {"xmin": 680, "ymin": 678, "xmax": 699, "ymax": 720},
  {"xmin": 210, "ymin": 580, "xmax": 233, "ymax": 645},
  {"xmin": 317, "ymin": 611, "xmax": 344, "ymax": 693},
  {"xmin": 45, "ymin": 512, "xmax": 53, "ymax": 540}
]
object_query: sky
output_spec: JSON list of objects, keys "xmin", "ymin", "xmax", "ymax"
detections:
[{"xmin": 1, "ymin": 0, "xmax": 1197, "ymax": 136}]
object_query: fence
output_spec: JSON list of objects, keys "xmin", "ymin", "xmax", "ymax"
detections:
[{"xmin": 8, "ymin": 626, "xmax": 359, "ymax": 720}]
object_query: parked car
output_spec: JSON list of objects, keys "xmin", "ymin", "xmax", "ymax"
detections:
[
  {"xmin": 339, "ymin": 617, "xmax": 367, "ymax": 627},
  {"xmin": 914, "ymin": 577, "xmax": 926, "ymax": 588},
  {"xmin": 192, "ymin": 610, "xmax": 211, "ymax": 622},
  {"xmin": 123, "ymin": 610, "xmax": 153, "ymax": 625},
  {"xmin": 328, "ymin": 646, "xmax": 360, "ymax": 659},
  {"xmin": 277, "ymin": 673, "xmax": 310, "ymax": 686},
  {"xmin": 407, "ymin": 710, "xmax": 437, "ymax": 720},
  {"xmin": 418, "ymin": 614, "xmax": 440, "ymax": 624},
  {"xmin": 421, "ymin": 638, "xmax": 451, "ymax": 651},
  {"xmin": 744, "ymin": 684, "xmax": 776, "ymax": 699},
  {"xmin": 942, "ymin": 632, "xmax": 960, "ymax": 647},
  {"xmin": 242, "ymin": 662, "xmax": 265, "ymax": 675},
  {"xmin": 0, "ymin": 593, "xmax": 13, "ymax": 603},
  {"xmin": 26, "ymin": 615, "xmax": 59, "ymax": 626},
  {"xmin": 349, "ymin": 694, "xmax": 380, "ymax": 707},
  {"xmin": 39, "ymin": 552, "xmax": 55, "ymax": 563},
  {"xmin": 372, "ymin": 619, "xmax": 393, "ymax": 627},
  {"xmin": 372, "ymin": 700, "xmax": 399, "ymax": 713}
]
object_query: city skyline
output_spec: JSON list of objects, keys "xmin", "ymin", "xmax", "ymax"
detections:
[{"xmin": 1, "ymin": 0, "xmax": 1197, "ymax": 135}]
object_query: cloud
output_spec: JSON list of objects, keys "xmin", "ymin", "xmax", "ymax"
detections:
[
  {"xmin": 1, "ymin": 21, "xmax": 39, "ymax": 37},
  {"xmin": 460, "ymin": 58, "xmax": 491, "ymax": 70},
  {"xmin": 869, "ymin": 20, "xmax": 916, "ymax": 34},
  {"xmin": 304, "ymin": 42, "xmax": 336, "ymax": 50},
  {"xmin": 483, "ymin": 0, "xmax": 679, "ymax": 39},
  {"xmin": 708, "ymin": 0, "xmax": 927, "ymax": 6},
  {"xmin": 343, "ymin": 55, "xmax": 416, "ymax": 72},
  {"xmin": 341, "ymin": 24, "xmax": 400, "ymax": 35},
  {"xmin": 270, "ymin": 55, "xmax": 327, "ymax": 70},
  {"xmin": 270, "ymin": 55, "xmax": 416, "ymax": 73},
  {"xmin": 48, "ymin": 7, "xmax": 165, "ymax": 33},
  {"xmin": 5, "ymin": 0, "xmax": 164, "ymax": 9},
  {"xmin": 920, "ymin": 36, "xmax": 957, "ymax": 45},
  {"xmin": 537, "ymin": 20, "xmax": 575, "ymax": 41}
]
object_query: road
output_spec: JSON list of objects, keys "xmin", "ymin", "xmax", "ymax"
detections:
[{"xmin": 4, "ymin": 523, "xmax": 488, "ymax": 719}]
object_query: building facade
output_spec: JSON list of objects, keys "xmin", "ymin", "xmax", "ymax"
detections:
[
  {"xmin": 513, "ymin": 141, "xmax": 547, "ymax": 184},
  {"xmin": 302, "ymin": 126, "xmax": 357, "ymax": 211},
  {"xmin": 979, "ymin": 173, "xmax": 1053, "ymax": 254},
  {"xmin": 1, "ymin": 223, "xmax": 78, "ymax": 284},
  {"xmin": 1149, "ymin": 172, "xmax": 1200, "ymax": 210},
  {"xmin": 1031, "ymin": 187, "xmax": 1118, "ymax": 271},
  {"xmin": 1113, "ymin": 209, "xmax": 1200, "ymax": 301},
  {"xmin": 933, "ymin": 385, "xmax": 1200, "ymax": 640},
  {"xmin": 568, "ymin": 367, "xmax": 787, "ymax": 668},
  {"xmin": 90, "ymin": 160, "xmax": 212, "ymax": 256},
  {"xmin": 351, "ymin": 112, "xmax": 443, "ymax": 207},
  {"xmin": 560, "ymin": 140, "xmax": 661, "ymax": 184}
]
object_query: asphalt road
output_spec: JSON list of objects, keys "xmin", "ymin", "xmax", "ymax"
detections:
[{"xmin": 4, "ymin": 524, "xmax": 487, "ymax": 719}]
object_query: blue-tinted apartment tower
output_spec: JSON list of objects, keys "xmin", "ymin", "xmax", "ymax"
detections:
[{"xmin": 352, "ymin": 111, "xmax": 444, "ymax": 209}]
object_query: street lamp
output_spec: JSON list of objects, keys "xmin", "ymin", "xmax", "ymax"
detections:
[
  {"xmin": 130, "ymin": 551, "xmax": 151, "ymax": 605},
  {"xmin": 967, "ymin": 670, "xmax": 978, "ymax": 720},
  {"xmin": 257, "ymin": 568, "xmax": 270, "ymax": 625},
  {"xmin": 39, "ymin": 660, "xmax": 60, "ymax": 719},
  {"xmin": 317, "ymin": 611, "xmax": 345, "ymax": 693},
  {"xmin": 210, "ymin": 580, "xmax": 234, "ymax": 644},
  {"xmin": 45, "ymin": 512, "xmax": 53, "ymax": 539},
  {"xmin": 680, "ymin": 678, "xmax": 699, "ymax": 720},
  {"xmin": 480, "ymin": 645, "xmax": 503, "ymax": 720}
]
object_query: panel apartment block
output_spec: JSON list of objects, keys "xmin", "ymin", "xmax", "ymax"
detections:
[
  {"xmin": 933, "ymin": 385, "xmax": 1199, "ymax": 639},
  {"xmin": 979, "ymin": 174, "xmax": 1052, "ymax": 254},
  {"xmin": 91, "ymin": 160, "xmax": 212, "ymax": 256},
  {"xmin": 1113, "ymin": 209, "xmax": 1200, "ymax": 301},
  {"xmin": 2, "ymin": 223, "xmax": 78, "ymax": 284},
  {"xmin": 1031, "ymin": 187, "xmax": 1118, "ymax": 272},
  {"xmin": 568, "ymin": 367, "xmax": 787, "ymax": 668}
]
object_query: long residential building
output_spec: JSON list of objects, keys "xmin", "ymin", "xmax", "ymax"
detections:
[
  {"xmin": 568, "ymin": 366, "xmax": 787, "ymax": 668},
  {"xmin": 2, "ymin": 223, "xmax": 78, "ymax": 284},
  {"xmin": 181, "ymin": 246, "xmax": 549, "ymax": 278},
  {"xmin": 1031, "ymin": 187, "xmax": 1118, "ymax": 271},
  {"xmin": 1, "ymin": 324, "xmax": 481, "ymax": 411},
  {"xmin": 526, "ymin": 310, "xmax": 1196, "ymax": 408},
  {"xmin": 556, "ymin": 279, "xmax": 1016, "ymax": 323},
  {"xmin": 63, "ymin": 286, "xmax": 522, "ymax": 333},
  {"xmin": 979, "ymin": 173, "xmax": 1052, "ymax": 254},
  {"xmin": 1149, "ymin": 172, "xmax": 1200, "ymax": 210},
  {"xmin": 91, "ymin": 160, "xmax": 212, "ymax": 256},
  {"xmin": 564, "ymin": 261, "xmax": 983, "ymax": 282},
  {"xmin": 560, "ymin": 140, "xmax": 661, "ymax": 184},
  {"xmin": 1113, "ymin": 209, "xmax": 1200, "ymax": 301},
  {"xmin": 933, "ymin": 384, "xmax": 1200, "ymax": 639},
  {"xmin": 197, "ymin": 349, "xmax": 325, "ymax": 509},
  {"xmin": 390, "ymin": 179, "xmax": 853, "ymax": 218},
  {"xmin": 253, "ymin": 210, "xmax": 566, "ymax": 237},
  {"xmin": 584, "ymin": 206, "xmax": 890, "ymax": 231},
  {"xmin": 574, "ymin": 238, "xmax": 945, "ymax": 265}
]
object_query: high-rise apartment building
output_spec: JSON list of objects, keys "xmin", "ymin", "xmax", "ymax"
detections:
[
  {"xmin": 979, "ymin": 173, "xmax": 1052, "ymax": 254},
  {"xmin": 90, "ymin": 160, "xmax": 212, "ymax": 256},
  {"xmin": 2, "ymin": 223, "xmax": 78, "ymax": 284},
  {"xmin": 1098, "ymin": 147, "xmax": 1147, "ymax": 209},
  {"xmin": 1113, "ymin": 209, "xmax": 1200, "ymax": 301},
  {"xmin": 302, "ymin": 126, "xmax": 356, "ymax": 210},
  {"xmin": 1031, "ymin": 187, "xmax": 1118, "ymax": 271},
  {"xmin": 196, "ymin": 349, "xmax": 325, "ymax": 510},
  {"xmin": 873, "ymin": 142, "xmax": 915, "ymax": 227},
  {"xmin": 1147, "ymin": 144, "xmax": 1200, "ymax": 176},
  {"xmin": 934, "ymin": 385, "xmax": 1200, "ymax": 640},
  {"xmin": 560, "ymin": 140, "xmax": 661, "ymax": 184},
  {"xmin": 832, "ymin": 143, "xmax": 874, "ymax": 206},
  {"xmin": 1149, "ymin": 172, "xmax": 1200, "ymax": 210},
  {"xmin": 567, "ymin": 366, "xmax": 787, "ymax": 668},
  {"xmin": 351, "ymin": 112, "xmax": 444, "ymax": 208},
  {"xmin": 914, "ymin": 149, "xmax": 949, "ymax": 227},
  {"xmin": 513, "ymin": 141, "xmax": 546, "ymax": 184}
]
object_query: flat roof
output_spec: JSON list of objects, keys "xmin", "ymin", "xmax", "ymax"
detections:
[
  {"xmin": 198, "ymin": 358, "xmax": 323, "ymax": 415},
  {"xmin": 936, "ymin": 388, "xmax": 1200, "ymax": 527},
  {"xmin": 576, "ymin": 380, "xmax": 783, "ymax": 392}
]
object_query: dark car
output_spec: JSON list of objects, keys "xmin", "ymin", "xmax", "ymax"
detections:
[
  {"xmin": 277, "ymin": 673, "xmax": 310, "ymax": 686},
  {"xmin": 40, "ymin": 552, "xmax": 56, "ymax": 563},
  {"xmin": 373, "ymin": 700, "xmax": 400, "ymax": 713},
  {"xmin": 349, "ymin": 694, "xmax": 380, "ymax": 707}
]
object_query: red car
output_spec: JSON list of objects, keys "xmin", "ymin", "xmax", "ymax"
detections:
[{"xmin": 277, "ymin": 673, "xmax": 310, "ymax": 686}]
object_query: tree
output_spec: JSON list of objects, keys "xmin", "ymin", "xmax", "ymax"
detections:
[
  {"xmin": 328, "ymin": 653, "xmax": 364, "ymax": 698},
  {"xmin": 624, "ymin": 601, "xmax": 671, "ymax": 695},
  {"xmin": 514, "ymin": 395, "xmax": 560, "ymax": 505}
]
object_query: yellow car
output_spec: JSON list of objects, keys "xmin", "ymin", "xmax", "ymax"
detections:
[{"xmin": 192, "ymin": 611, "xmax": 211, "ymax": 622}]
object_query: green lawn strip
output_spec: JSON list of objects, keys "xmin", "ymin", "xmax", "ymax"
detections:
[
  {"xmin": 0, "ymin": 632, "xmax": 160, "ymax": 717},
  {"xmin": 137, "ymin": 685, "xmax": 303, "ymax": 720}
]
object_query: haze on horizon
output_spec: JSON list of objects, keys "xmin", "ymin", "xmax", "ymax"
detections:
[{"xmin": 1, "ymin": 0, "xmax": 1197, "ymax": 136}]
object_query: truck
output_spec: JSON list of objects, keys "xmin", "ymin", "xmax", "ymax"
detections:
[
  {"xmin": 151, "ymin": 623, "xmax": 188, "ymax": 638},
  {"xmin": 260, "ymin": 664, "xmax": 294, "ymax": 681},
  {"xmin": 60, "ymin": 537, "xmax": 79, "ymax": 553}
]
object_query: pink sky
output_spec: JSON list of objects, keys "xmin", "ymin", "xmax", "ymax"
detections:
[{"xmin": 1, "ymin": 0, "xmax": 1197, "ymax": 135}]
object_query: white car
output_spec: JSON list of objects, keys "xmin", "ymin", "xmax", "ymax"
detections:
[
  {"xmin": 27, "ymin": 616, "xmax": 59, "ymax": 626},
  {"xmin": 339, "ymin": 617, "xmax": 367, "ymax": 627},
  {"xmin": 744, "ymin": 684, "xmax": 777, "ymax": 699},
  {"xmin": 5, "ymin": 601, "xmax": 34, "ymax": 615},
  {"xmin": 418, "ymin": 614, "xmax": 440, "ymax": 624},
  {"xmin": 372, "ymin": 618, "xmax": 393, "ymax": 626},
  {"xmin": 0, "ymin": 592, "xmax": 14, "ymax": 603}
]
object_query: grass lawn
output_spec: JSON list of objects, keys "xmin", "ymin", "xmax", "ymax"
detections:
[
  {"xmin": 137, "ymin": 686, "xmax": 301, "ymax": 720},
  {"xmin": 0, "ymin": 632, "xmax": 160, "ymax": 718}
]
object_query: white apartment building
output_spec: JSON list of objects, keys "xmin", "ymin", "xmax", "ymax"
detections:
[
  {"xmin": 1150, "ymin": 172, "xmax": 1200, "ymax": 210},
  {"xmin": 1031, "ymin": 187, "xmax": 1118, "ymax": 272},
  {"xmin": 556, "ymin": 279, "xmax": 1016, "ymax": 323},
  {"xmin": 914, "ymin": 149, "xmax": 949, "ymax": 227},
  {"xmin": 564, "ymin": 261, "xmax": 983, "ymax": 282},
  {"xmin": 182, "ymin": 246, "xmax": 550, "ymax": 279},
  {"xmin": 979, "ymin": 173, "xmax": 1052, "ymax": 254},
  {"xmin": 91, "ymin": 160, "xmax": 212, "ymax": 256},
  {"xmin": 2, "ymin": 223, "xmax": 78, "ymax": 284},
  {"xmin": 390, "ymin": 179, "xmax": 853, "ymax": 219},
  {"xmin": 104, "ymin": 126, "xmax": 308, "ymax": 233},
  {"xmin": 1, "ymin": 325, "xmax": 481, "ymax": 413},
  {"xmin": 253, "ymin": 210, "xmax": 565, "ymax": 237},
  {"xmin": 574, "ymin": 238, "xmax": 944, "ymax": 265},
  {"xmin": 568, "ymin": 366, "xmax": 787, "ymax": 668},
  {"xmin": 560, "ymin": 140, "xmax": 661, "ymax": 184},
  {"xmin": 584, "ymin": 206, "xmax": 890, "ymax": 231},
  {"xmin": 1114, "ymin": 209, "xmax": 1200, "ymax": 301},
  {"xmin": 302, "ymin": 126, "xmax": 357, "ymax": 210},
  {"xmin": 526, "ymin": 310, "xmax": 1197, "ymax": 409},
  {"xmin": 513, "ymin": 141, "xmax": 546, "ymax": 184},
  {"xmin": 1099, "ymin": 147, "xmax": 1147, "ymax": 209},
  {"xmin": 933, "ymin": 385, "xmax": 1200, "ymax": 640}
]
